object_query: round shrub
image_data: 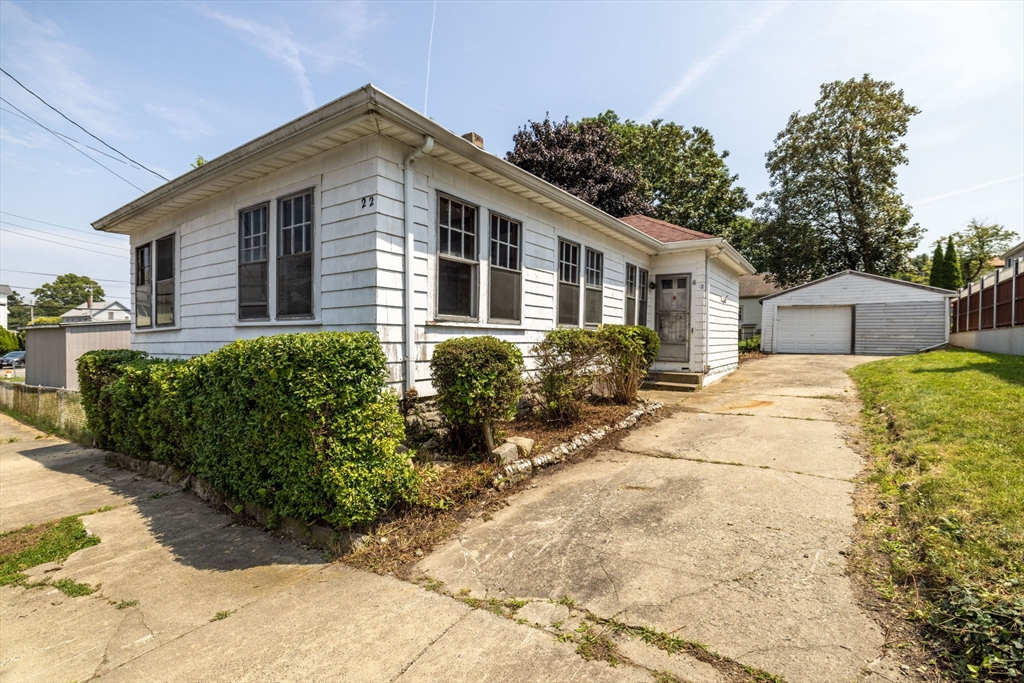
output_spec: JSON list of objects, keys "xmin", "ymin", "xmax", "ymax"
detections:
[
  {"xmin": 533, "ymin": 328, "xmax": 603, "ymax": 425},
  {"xmin": 597, "ymin": 325, "xmax": 661, "ymax": 404},
  {"xmin": 430, "ymin": 336, "xmax": 524, "ymax": 453}
]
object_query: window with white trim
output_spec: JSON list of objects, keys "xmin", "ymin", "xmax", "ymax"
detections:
[
  {"xmin": 489, "ymin": 213, "xmax": 521, "ymax": 322},
  {"xmin": 238, "ymin": 203, "xmax": 269, "ymax": 320},
  {"xmin": 437, "ymin": 195, "xmax": 478, "ymax": 318},
  {"xmin": 155, "ymin": 235, "xmax": 175, "ymax": 326},
  {"xmin": 584, "ymin": 248, "xmax": 603, "ymax": 326},
  {"xmin": 557, "ymin": 239, "xmax": 580, "ymax": 326},
  {"xmin": 625, "ymin": 264, "xmax": 637, "ymax": 325},
  {"xmin": 135, "ymin": 235, "xmax": 175, "ymax": 329},
  {"xmin": 638, "ymin": 268, "xmax": 649, "ymax": 327},
  {"xmin": 277, "ymin": 190, "xmax": 314, "ymax": 318},
  {"xmin": 135, "ymin": 244, "xmax": 152, "ymax": 328}
]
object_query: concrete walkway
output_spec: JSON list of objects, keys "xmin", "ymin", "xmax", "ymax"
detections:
[
  {"xmin": 416, "ymin": 355, "xmax": 908, "ymax": 683},
  {"xmin": 0, "ymin": 416, "xmax": 645, "ymax": 683}
]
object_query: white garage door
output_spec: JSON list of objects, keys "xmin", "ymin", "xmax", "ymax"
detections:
[{"xmin": 775, "ymin": 306, "xmax": 852, "ymax": 354}]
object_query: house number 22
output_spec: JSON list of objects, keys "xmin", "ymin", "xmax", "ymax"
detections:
[{"xmin": 361, "ymin": 195, "xmax": 375, "ymax": 209}]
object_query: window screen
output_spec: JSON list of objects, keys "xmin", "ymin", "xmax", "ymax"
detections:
[
  {"xmin": 489, "ymin": 213, "xmax": 521, "ymax": 322},
  {"xmin": 584, "ymin": 248, "xmax": 603, "ymax": 325},
  {"xmin": 625, "ymin": 264, "xmax": 637, "ymax": 326},
  {"xmin": 135, "ymin": 244, "xmax": 152, "ymax": 328},
  {"xmin": 557, "ymin": 239, "xmax": 580, "ymax": 326},
  {"xmin": 155, "ymin": 235, "xmax": 174, "ymax": 327},
  {"xmin": 638, "ymin": 269, "xmax": 649, "ymax": 327},
  {"xmin": 437, "ymin": 195, "xmax": 478, "ymax": 318},
  {"xmin": 277, "ymin": 190, "xmax": 314, "ymax": 318},
  {"xmin": 239, "ymin": 204, "xmax": 269, "ymax": 320}
]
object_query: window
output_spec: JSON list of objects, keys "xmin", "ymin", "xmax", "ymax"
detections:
[
  {"xmin": 277, "ymin": 190, "xmax": 314, "ymax": 318},
  {"xmin": 638, "ymin": 269, "xmax": 649, "ymax": 327},
  {"xmin": 489, "ymin": 213, "xmax": 521, "ymax": 322},
  {"xmin": 155, "ymin": 235, "xmax": 175, "ymax": 326},
  {"xmin": 238, "ymin": 204, "xmax": 269, "ymax": 320},
  {"xmin": 135, "ymin": 244, "xmax": 152, "ymax": 328},
  {"xmin": 437, "ymin": 195, "xmax": 478, "ymax": 318},
  {"xmin": 557, "ymin": 239, "xmax": 580, "ymax": 326},
  {"xmin": 625, "ymin": 264, "xmax": 637, "ymax": 325},
  {"xmin": 584, "ymin": 248, "xmax": 603, "ymax": 326}
]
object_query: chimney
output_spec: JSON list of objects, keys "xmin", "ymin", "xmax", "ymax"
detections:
[{"xmin": 461, "ymin": 132, "xmax": 484, "ymax": 149}]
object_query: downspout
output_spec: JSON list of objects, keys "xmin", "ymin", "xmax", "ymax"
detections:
[{"xmin": 402, "ymin": 135, "xmax": 434, "ymax": 394}]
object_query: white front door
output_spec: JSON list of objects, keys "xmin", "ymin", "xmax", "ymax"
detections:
[
  {"xmin": 775, "ymin": 305, "xmax": 852, "ymax": 354},
  {"xmin": 656, "ymin": 275, "xmax": 690, "ymax": 361}
]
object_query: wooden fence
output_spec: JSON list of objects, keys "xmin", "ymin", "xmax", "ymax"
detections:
[{"xmin": 951, "ymin": 260, "xmax": 1023, "ymax": 332}]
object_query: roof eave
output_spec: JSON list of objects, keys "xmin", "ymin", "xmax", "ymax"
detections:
[
  {"xmin": 759, "ymin": 270, "xmax": 957, "ymax": 302},
  {"xmin": 656, "ymin": 237, "xmax": 756, "ymax": 275}
]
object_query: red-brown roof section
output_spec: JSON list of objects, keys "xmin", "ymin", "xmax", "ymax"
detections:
[{"xmin": 619, "ymin": 215, "xmax": 715, "ymax": 243}]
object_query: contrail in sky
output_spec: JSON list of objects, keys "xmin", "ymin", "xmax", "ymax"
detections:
[
  {"xmin": 643, "ymin": 2, "xmax": 789, "ymax": 121},
  {"xmin": 912, "ymin": 173, "xmax": 1024, "ymax": 206},
  {"xmin": 424, "ymin": 0, "xmax": 438, "ymax": 116}
]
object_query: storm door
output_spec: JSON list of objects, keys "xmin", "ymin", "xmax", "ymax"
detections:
[{"xmin": 656, "ymin": 275, "xmax": 690, "ymax": 361}]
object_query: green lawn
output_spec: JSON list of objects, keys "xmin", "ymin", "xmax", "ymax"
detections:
[{"xmin": 850, "ymin": 349, "xmax": 1023, "ymax": 679}]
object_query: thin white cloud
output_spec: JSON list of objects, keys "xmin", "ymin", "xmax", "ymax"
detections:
[
  {"xmin": 144, "ymin": 103, "xmax": 215, "ymax": 141},
  {"xmin": 204, "ymin": 9, "xmax": 317, "ymax": 110},
  {"xmin": 912, "ymin": 173, "xmax": 1024, "ymax": 206},
  {"xmin": 644, "ymin": 2, "xmax": 789, "ymax": 121}
]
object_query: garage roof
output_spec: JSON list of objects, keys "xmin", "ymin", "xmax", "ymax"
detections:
[{"xmin": 760, "ymin": 270, "xmax": 955, "ymax": 302}]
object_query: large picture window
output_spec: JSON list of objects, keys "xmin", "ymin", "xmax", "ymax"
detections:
[
  {"xmin": 155, "ymin": 235, "xmax": 175, "ymax": 327},
  {"xmin": 437, "ymin": 195, "xmax": 478, "ymax": 318},
  {"xmin": 625, "ymin": 264, "xmax": 637, "ymax": 325},
  {"xmin": 238, "ymin": 204, "xmax": 269, "ymax": 320},
  {"xmin": 584, "ymin": 248, "xmax": 603, "ymax": 326},
  {"xmin": 557, "ymin": 239, "xmax": 580, "ymax": 326},
  {"xmin": 489, "ymin": 213, "xmax": 521, "ymax": 322},
  {"xmin": 638, "ymin": 268, "xmax": 649, "ymax": 327},
  {"xmin": 277, "ymin": 190, "xmax": 314, "ymax": 318},
  {"xmin": 135, "ymin": 244, "xmax": 152, "ymax": 328}
]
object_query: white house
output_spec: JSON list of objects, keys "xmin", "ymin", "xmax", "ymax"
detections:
[
  {"xmin": 760, "ymin": 271, "xmax": 953, "ymax": 355},
  {"xmin": 0, "ymin": 284, "xmax": 11, "ymax": 329},
  {"xmin": 60, "ymin": 299, "xmax": 131, "ymax": 324},
  {"xmin": 92, "ymin": 84, "xmax": 754, "ymax": 394},
  {"xmin": 738, "ymin": 274, "xmax": 781, "ymax": 340}
]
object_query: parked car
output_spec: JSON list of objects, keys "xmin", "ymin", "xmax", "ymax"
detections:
[{"xmin": 0, "ymin": 351, "xmax": 26, "ymax": 368}]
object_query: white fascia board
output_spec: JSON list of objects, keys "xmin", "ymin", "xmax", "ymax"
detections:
[{"xmin": 656, "ymin": 238, "xmax": 756, "ymax": 275}]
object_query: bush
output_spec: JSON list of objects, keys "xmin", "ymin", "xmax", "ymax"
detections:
[
  {"xmin": 533, "ymin": 328, "xmax": 604, "ymax": 425},
  {"xmin": 738, "ymin": 335, "xmax": 761, "ymax": 353},
  {"xmin": 430, "ymin": 336, "xmax": 524, "ymax": 453},
  {"xmin": 78, "ymin": 333, "xmax": 416, "ymax": 528},
  {"xmin": 0, "ymin": 328, "xmax": 20, "ymax": 354},
  {"xmin": 596, "ymin": 325, "xmax": 660, "ymax": 404},
  {"xmin": 27, "ymin": 316, "xmax": 62, "ymax": 326}
]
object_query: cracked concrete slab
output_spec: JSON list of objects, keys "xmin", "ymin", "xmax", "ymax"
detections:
[{"xmin": 418, "ymin": 355, "xmax": 896, "ymax": 683}]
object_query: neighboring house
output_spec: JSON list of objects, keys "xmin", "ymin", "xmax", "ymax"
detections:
[
  {"xmin": 737, "ymin": 274, "xmax": 781, "ymax": 340},
  {"xmin": 91, "ymin": 84, "xmax": 755, "ymax": 393},
  {"xmin": 24, "ymin": 320, "xmax": 130, "ymax": 390},
  {"xmin": 760, "ymin": 271, "xmax": 954, "ymax": 355},
  {"xmin": 60, "ymin": 299, "xmax": 131, "ymax": 324},
  {"xmin": 1003, "ymin": 239, "xmax": 1024, "ymax": 267},
  {"xmin": 0, "ymin": 284, "xmax": 10, "ymax": 329}
]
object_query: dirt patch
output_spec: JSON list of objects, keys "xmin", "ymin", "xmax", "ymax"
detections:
[
  {"xmin": 504, "ymin": 400, "xmax": 636, "ymax": 452},
  {"xmin": 739, "ymin": 351, "xmax": 769, "ymax": 363},
  {"xmin": 721, "ymin": 399, "xmax": 774, "ymax": 410},
  {"xmin": 0, "ymin": 520, "xmax": 58, "ymax": 557}
]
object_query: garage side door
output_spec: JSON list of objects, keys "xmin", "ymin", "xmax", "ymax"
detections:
[{"xmin": 775, "ymin": 306, "xmax": 852, "ymax": 354}]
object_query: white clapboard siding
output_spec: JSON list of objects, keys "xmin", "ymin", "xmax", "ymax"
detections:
[
  {"xmin": 704, "ymin": 258, "xmax": 740, "ymax": 383},
  {"xmin": 761, "ymin": 272, "xmax": 950, "ymax": 355}
]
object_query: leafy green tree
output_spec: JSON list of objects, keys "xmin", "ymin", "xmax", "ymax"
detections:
[
  {"xmin": 589, "ymin": 112, "xmax": 752, "ymax": 236},
  {"xmin": 927, "ymin": 244, "xmax": 945, "ymax": 287},
  {"xmin": 30, "ymin": 274, "xmax": 105, "ymax": 317},
  {"xmin": 942, "ymin": 236, "xmax": 964, "ymax": 290},
  {"xmin": 753, "ymin": 75, "xmax": 923, "ymax": 288},
  {"xmin": 5, "ymin": 290, "xmax": 31, "ymax": 328},
  {"xmin": 954, "ymin": 219, "xmax": 1018, "ymax": 282},
  {"xmin": 506, "ymin": 115, "xmax": 653, "ymax": 217},
  {"xmin": 895, "ymin": 252, "xmax": 932, "ymax": 285}
]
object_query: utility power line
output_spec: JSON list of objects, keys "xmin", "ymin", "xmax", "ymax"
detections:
[
  {"xmin": 0, "ymin": 211, "xmax": 127, "ymax": 242},
  {"xmin": 0, "ymin": 268, "xmax": 128, "ymax": 283},
  {"xmin": 0, "ymin": 67, "xmax": 169, "ymax": 181},
  {"xmin": 1, "ymin": 226, "xmax": 129, "ymax": 258},
  {"xmin": 0, "ymin": 96, "xmax": 146, "ymax": 192},
  {"xmin": 1, "ymin": 220, "xmax": 126, "ymax": 252}
]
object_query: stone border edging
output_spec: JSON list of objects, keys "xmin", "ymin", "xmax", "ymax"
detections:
[
  {"xmin": 494, "ymin": 400, "xmax": 663, "ymax": 488},
  {"xmin": 104, "ymin": 452, "xmax": 367, "ymax": 556}
]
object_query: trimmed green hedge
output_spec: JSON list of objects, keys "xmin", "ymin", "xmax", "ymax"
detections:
[
  {"xmin": 78, "ymin": 333, "xmax": 415, "ymax": 528},
  {"xmin": 0, "ymin": 328, "xmax": 21, "ymax": 354},
  {"xmin": 596, "ymin": 325, "xmax": 660, "ymax": 404}
]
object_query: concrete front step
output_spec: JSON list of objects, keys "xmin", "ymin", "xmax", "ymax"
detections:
[
  {"xmin": 642, "ymin": 381, "xmax": 698, "ymax": 392},
  {"xmin": 646, "ymin": 371, "xmax": 702, "ymax": 385}
]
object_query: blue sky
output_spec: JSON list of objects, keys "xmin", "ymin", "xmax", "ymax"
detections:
[{"xmin": 1, "ymin": 0, "xmax": 1022, "ymax": 306}]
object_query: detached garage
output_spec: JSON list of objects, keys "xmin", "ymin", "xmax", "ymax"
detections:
[{"xmin": 760, "ymin": 271, "xmax": 954, "ymax": 355}]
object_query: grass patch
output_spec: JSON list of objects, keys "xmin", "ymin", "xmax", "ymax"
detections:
[
  {"xmin": 211, "ymin": 610, "xmax": 234, "ymax": 621},
  {"xmin": 0, "ymin": 516, "xmax": 100, "ymax": 586},
  {"xmin": 113, "ymin": 599, "xmax": 139, "ymax": 610},
  {"xmin": 53, "ymin": 578, "xmax": 98, "ymax": 597},
  {"xmin": 849, "ymin": 349, "xmax": 1024, "ymax": 679}
]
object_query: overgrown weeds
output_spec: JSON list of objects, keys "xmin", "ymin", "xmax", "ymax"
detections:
[{"xmin": 0, "ymin": 516, "xmax": 99, "ymax": 587}]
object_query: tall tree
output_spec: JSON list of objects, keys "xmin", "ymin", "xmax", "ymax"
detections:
[
  {"xmin": 954, "ymin": 219, "xmax": 1018, "ymax": 281},
  {"xmin": 753, "ymin": 75, "xmax": 923, "ymax": 288},
  {"xmin": 30, "ymin": 274, "xmax": 105, "ymax": 316},
  {"xmin": 589, "ymin": 112, "xmax": 752, "ymax": 236},
  {"xmin": 506, "ymin": 116, "xmax": 653, "ymax": 217},
  {"xmin": 5, "ymin": 290, "xmax": 31, "ymax": 328},
  {"xmin": 896, "ymin": 252, "xmax": 932, "ymax": 285},
  {"xmin": 927, "ymin": 244, "xmax": 945, "ymax": 287},
  {"xmin": 942, "ymin": 236, "xmax": 964, "ymax": 290}
]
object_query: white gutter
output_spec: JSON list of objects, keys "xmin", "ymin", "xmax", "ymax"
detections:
[{"xmin": 402, "ymin": 135, "xmax": 434, "ymax": 394}]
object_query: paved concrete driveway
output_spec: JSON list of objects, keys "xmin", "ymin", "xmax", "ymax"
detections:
[
  {"xmin": 0, "ymin": 416, "xmax": 646, "ymax": 683},
  {"xmin": 417, "ymin": 355, "xmax": 904, "ymax": 683}
]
